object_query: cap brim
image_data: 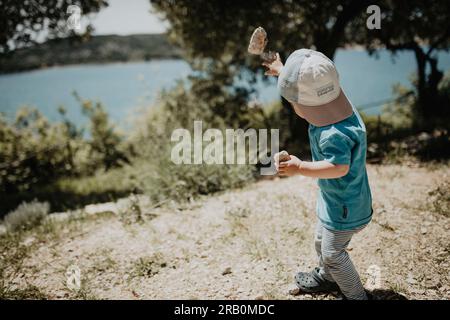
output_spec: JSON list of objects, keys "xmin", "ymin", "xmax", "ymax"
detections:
[{"xmin": 291, "ymin": 89, "xmax": 353, "ymax": 127}]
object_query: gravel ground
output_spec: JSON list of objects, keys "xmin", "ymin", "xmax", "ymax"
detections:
[{"xmin": 2, "ymin": 164, "xmax": 449, "ymax": 300}]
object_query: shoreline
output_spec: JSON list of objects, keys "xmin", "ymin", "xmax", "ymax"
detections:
[
  {"xmin": 2, "ymin": 46, "xmax": 448, "ymax": 76},
  {"xmin": 0, "ymin": 56, "xmax": 184, "ymax": 76},
  {"xmin": 2, "ymin": 45, "xmax": 449, "ymax": 76}
]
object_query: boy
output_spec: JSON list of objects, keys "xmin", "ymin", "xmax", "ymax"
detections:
[{"xmin": 264, "ymin": 49, "xmax": 373, "ymax": 300}]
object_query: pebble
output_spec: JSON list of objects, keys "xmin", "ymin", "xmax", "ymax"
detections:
[
  {"xmin": 288, "ymin": 286, "xmax": 301, "ymax": 296},
  {"xmin": 222, "ymin": 267, "xmax": 232, "ymax": 275}
]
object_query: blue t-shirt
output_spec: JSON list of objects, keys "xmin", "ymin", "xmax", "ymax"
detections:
[{"xmin": 308, "ymin": 109, "xmax": 372, "ymax": 231}]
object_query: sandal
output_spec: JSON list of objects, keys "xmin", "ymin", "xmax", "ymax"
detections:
[{"xmin": 295, "ymin": 267, "xmax": 340, "ymax": 293}]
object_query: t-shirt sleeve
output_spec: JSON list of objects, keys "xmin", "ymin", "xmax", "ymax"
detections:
[{"xmin": 318, "ymin": 128, "xmax": 354, "ymax": 165}]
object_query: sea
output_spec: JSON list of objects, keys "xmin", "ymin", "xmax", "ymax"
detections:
[{"xmin": 1, "ymin": 48, "xmax": 449, "ymax": 127}]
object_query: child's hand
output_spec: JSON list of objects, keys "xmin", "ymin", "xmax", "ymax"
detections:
[
  {"xmin": 278, "ymin": 155, "xmax": 302, "ymax": 176},
  {"xmin": 274, "ymin": 151, "xmax": 290, "ymax": 171},
  {"xmin": 262, "ymin": 53, "xmax": 283, "ymax": 76}
]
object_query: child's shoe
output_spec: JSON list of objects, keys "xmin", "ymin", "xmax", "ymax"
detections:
[{"xmin": 295, "ymin": 267, "xmax": 340, "ymax": 293}]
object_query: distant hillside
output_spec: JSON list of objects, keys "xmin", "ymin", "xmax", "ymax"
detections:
[{"xmin": 0, "ymin": 34, "xmax": 183, "ymax": 74}]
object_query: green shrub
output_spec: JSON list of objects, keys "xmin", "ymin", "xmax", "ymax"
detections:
[
  {"xmin": 130, "ymin": 80, "xmax": 258, "ymax": 203},
  {"xmin": 131, "ymin": 159, "xmax": 255, "ymax": 204},
  {"xmin": 0, "ymin": 97, "xmax": 131, "ymax": 195},
  {"xmin": 361, "ymin": 75, "xmax": 450, "ymax": 162},
  {"xmin": 0, "ymin": 107, "xmax": 84, "ymax": 193},
  {"xmin": 3, "ymin": 200, "xmax": 49, "ymax": 232},
  {"xmin": 1, "ymin": 77, "xmax": 265, "ymax": 215},
  {"xmin": 76, "ymin": 94, "xmax": 131, "ymax": 170}
]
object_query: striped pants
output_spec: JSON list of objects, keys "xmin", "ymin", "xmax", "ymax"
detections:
[{"xmin": 314, "ymin": 221, "xmax": 368, "ymax": 300}]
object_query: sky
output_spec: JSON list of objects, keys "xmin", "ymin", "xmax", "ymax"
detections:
[
  {"xmin": 31, "ymin": 0, "xmax": 167, "ymax": 44},
  {"xmin": 89, "ymin": 0, "xmax": 168, "ymax": 35}
]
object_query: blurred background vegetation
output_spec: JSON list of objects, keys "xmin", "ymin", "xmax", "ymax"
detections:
[{"xmin": 0, "ymin": 0, "xmax": 449, "ymax": 219}]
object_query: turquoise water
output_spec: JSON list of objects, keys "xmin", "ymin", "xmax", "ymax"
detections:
[
  {"xmin": 0, "ymin": 60, "xmax": 191, "ymax": 125},
  {"xmin": 0, "ymin": 49, "xmax": 449, "ymax": 126}
]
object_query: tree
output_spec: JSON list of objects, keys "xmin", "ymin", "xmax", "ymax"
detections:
[
  {"xmin": 0, "ymin": 0, "xmax": 108, "ymax": 53},
  {"xmin": 151, "ymin": 0, "xmax": 377, "ymax": 61},
  {"xmin": 150, "ymin": 0, "xmax": 377, "ymax": 150},
  {"xmin": 348, "ymin": 0, "xmax": 450, "ymax": 129}
]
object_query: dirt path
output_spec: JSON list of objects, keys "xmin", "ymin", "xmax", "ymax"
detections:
[{"xmin": 3, "ymin": 164, "xmax": 450, "ymax": 299}]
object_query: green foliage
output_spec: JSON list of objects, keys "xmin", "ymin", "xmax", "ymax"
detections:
[
  {"xmin": 362, "ymin": 84, "xmax": 415, "ymax": 146},
  {"xmin": 77, "ymin": 95, "xmax": 130, "ymax": 170},
  {"xmin": 0, "ymin": 78, "xmax": 260, "ymax": 215},
  {"xmin": 133, "ymin": 159, "xmax": 255, "ymax": 204},
  {"xmin": 0, "ymin": 107, "xmax": 84, "ymax": 193},
  {"xmin": 3, "ymin": 200, "xmax": 49, "ymax": 232},
  {"xmin": 0, "ymin": 97, "xmax": 130, "ymax": 197},
  {"xmin": 149, "ymin": 0, "xmax": 379, "ymax": 151},
  {"xmin": 130, "ymin": 80, "xmax": 257, "ymax": 203},
  {"xmin": 362, "ymin": 74, "xmax": 450, "ymax": 162},
  {"xmin": 350, "ymin": 1, "xmax": 450, "ymax": 54},
  {"xmin": 387, "ymin": 72, "xmax": 450, "ymax": 132},
  {"xmin": 0, "ymin": 168, "xmax": 133, "ymax": 216},
  {"xmin": 349, "ymin": 1, "xmax": 450, "ymax": 128},
  {"xmin": 152, "ymin": 0, "xmax": 450, "ymax": 146},
  {"xmin": 0, "ymin": 0, "xmax": 108, "ymax": 53},
  {"xmin": 262, "ymin": 100, "xmax": 311, "ymax": 156},
  {"xmin": 136, "ymin": 79, "xmax": 269, "ymax": 141},
  {"xmin": 151, "ymin": 0, "xmax": 373, "ymax": 63}
]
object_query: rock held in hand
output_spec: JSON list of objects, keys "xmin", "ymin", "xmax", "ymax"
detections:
[
  {"xmin": 278, "ymin": 150, "xmax": 290, "ymax": 162},
  {"xmin": 248, "ymin": 27, "xmax": 267, "ymax": 55}
]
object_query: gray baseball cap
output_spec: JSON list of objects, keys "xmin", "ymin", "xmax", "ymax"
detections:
[{"xmin": 278, "ymin": 49, "xmax": 353, "ymax": 127}]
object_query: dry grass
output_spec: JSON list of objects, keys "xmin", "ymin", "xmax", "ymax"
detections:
[{"xmin": 0, "ymin": 163, "xmax": 449, "ymax": 300}]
